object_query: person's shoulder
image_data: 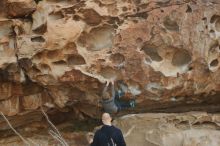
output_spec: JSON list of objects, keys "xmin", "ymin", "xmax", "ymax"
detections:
[
  {"xmin": 112, "ymin": 125, "xmax": 120, "ymax": 129},
  {"xmin": 94, "ymin": 128, "xmax": 103, "ymax": 136},
  {"xmin": 112, "ymin": 125, "xmax": 122, "ymax": 132}
]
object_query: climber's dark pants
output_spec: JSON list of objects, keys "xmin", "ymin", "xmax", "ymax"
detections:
[{"xmin": 115, "ymin": 91, "xmax": 131, "ymax": 111}]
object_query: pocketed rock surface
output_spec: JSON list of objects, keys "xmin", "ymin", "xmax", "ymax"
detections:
[{"xmin": 1, "ymin": 0, "xmax": 220, "ymax": 145}]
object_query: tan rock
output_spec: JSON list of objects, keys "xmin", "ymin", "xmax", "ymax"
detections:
[
  {"xmin": 0, "ymin": 0, "xmax": 220, "ymax": 139},
  {"xmin": 0, "ymin": 20, "xmax": 16, "ymax": 68},
  {"xmin": 0, "ymin": 97, "xmax": 20, "ymax": 116},
  {"xmin": 6, "ymin": 0, "xmax": 36, "ymax": 17},
  {"xmin": 0, "ymin": 82, "xmax": 22, "ymax": 100},
  {"xmin": 22, "ymin": 93, "xmax": 42, "ymax": 110},
  {"xmin": 114, "ymin": 113, "xmax": 220, "ymax": 146}
]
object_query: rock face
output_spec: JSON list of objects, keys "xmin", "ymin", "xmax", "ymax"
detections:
[
  {"xmin": 115, "ymin": 112, "xmax": 220, "ymax": 146},
  {"xmin": 0, "ymin": 0, "xmax": 220, "ymax": 134},
  {"xmin": 1, "ymin": 112, "xmax": 220, "ymax": 146}
]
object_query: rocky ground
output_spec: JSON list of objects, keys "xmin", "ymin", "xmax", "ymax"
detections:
[
  {"xmin": 1, "ymin": 112, "xmax": 220, "ymax": 146},
  {"xmin": 115, "ymin": 112, "xmax": 220, "ymax": 146}
]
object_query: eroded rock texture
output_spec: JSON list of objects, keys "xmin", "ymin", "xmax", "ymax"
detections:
[
  {"xmin": 2, "ymin": 112, "xmax": 220, "ymax": 146},
  {"xmin": 115, "ymin": 112, "xmax": 220, "ymax": 146},
  {"xmin": 0, "ymin": 0, "xmax": 220, "ymax": 133}
]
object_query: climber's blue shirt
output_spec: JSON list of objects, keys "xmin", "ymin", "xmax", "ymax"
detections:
[{"xmin": 90, "ymin": 125, "xmax": 126, "ymax": 146}]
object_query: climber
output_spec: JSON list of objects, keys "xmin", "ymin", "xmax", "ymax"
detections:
[
  {"xmin": 88, "ymin": 113, "xmax": 126, "ymax": 146},
  {"xmin": 101, "ymin": 80, "xmax": 135, "ymax": 114}
]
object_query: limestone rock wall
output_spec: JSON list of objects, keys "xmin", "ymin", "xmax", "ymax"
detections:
[{"xmin": 0, "ymin": 0, "xmax": 220, "ymax": 119}]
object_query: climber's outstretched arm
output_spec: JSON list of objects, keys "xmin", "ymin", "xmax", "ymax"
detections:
[
  {"xmin": 102, "ymin": 83, "xmax": 108, "ymax": 96},
  {"xmin": 111, "ymin": 82, "xmax": 115, "ymax": 100}
]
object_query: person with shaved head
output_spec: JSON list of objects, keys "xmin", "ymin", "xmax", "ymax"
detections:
[{"xmin": 88, "ymin": 113, "xmax": 126, "ymax": 146}]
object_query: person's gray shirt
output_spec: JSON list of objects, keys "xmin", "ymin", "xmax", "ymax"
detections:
[{"xmin": 102, "ymin": 84, "xmax": 118, "ymax": 113}]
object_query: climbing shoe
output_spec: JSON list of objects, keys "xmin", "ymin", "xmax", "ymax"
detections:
[{"xmin": 129, "ymin": 99, "xmax": 136, "ymax": 108}]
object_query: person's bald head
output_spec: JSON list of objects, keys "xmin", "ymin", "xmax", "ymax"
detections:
[{"xmin": 102, "ymin": 113, "xmax": 112, "ymax": 125}]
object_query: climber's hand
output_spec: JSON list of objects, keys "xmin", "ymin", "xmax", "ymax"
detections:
[
  {"xmin": 106, "ymin": 81, "xmax": 110, "ymax": 87},
  {"xmin": 86, "ymin": 132, "xmax": 94, "ymax": 144},
  {"xmin": 109, "ymin": 79, "xmax": 114, "ymax": 85},
  {"xmin": 111, "ymin": 80, "xmax": 114, "ymax": 85}
]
